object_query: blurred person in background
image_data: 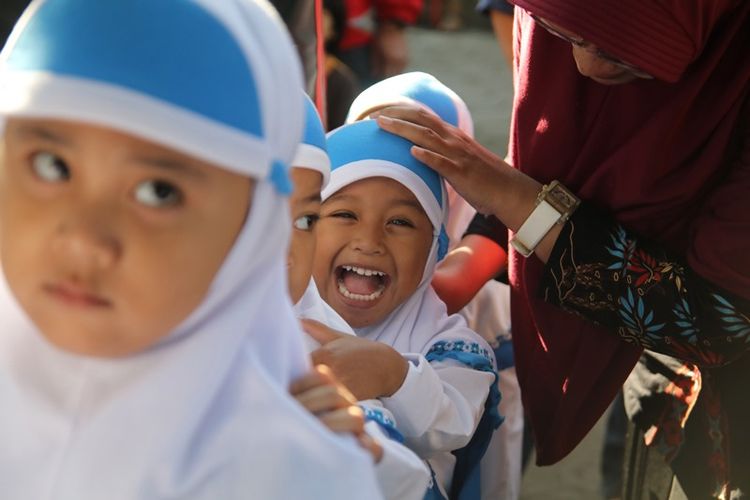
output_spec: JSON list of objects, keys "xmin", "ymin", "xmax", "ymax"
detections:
[{"xmin": 336, "ymin": 0, "xmax": 423, "ymax": 86}]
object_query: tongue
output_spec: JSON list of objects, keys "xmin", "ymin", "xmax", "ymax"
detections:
[{"xmin": 342, "ymin": 271, "xmax": 381, "ymax": 295}]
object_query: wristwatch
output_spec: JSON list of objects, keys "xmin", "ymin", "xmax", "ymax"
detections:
[{"xmin": 510, "ymin": 180, "xmax": 580, "ymax": 258}]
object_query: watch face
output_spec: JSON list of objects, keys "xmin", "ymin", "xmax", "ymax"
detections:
[{"xmin": 546, "ymin": 182, "xmax": 580, "ymax": 213}]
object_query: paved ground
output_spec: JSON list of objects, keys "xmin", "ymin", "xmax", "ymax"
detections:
[{"xmin": 405, "ymin": 26, "xmax": 609, "ymax": 500}]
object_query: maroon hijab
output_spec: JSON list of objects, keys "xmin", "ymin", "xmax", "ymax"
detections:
[{"xmin": 506, "ymin": 0, "xmax": 750, "ymax": 464}]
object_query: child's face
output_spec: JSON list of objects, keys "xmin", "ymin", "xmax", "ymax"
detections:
[
  {"xmin": 313, "ymin": 177, "xmax": 433, "ymax": 328},
  {"xmin": 287, "ymin": 167, "xmax": 323, "ymax": 304},
  {"xmin": 0, "ymin": 118, "xmax": 253, "ymax": 357}
]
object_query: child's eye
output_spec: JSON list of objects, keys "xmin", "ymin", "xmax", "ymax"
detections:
[
  {"xmin": 31, "ymin": 152, "xmax": 70, "ymax": 182},
  {"xmin": 329, "ymin": 211, "xmax": 356, "ymax": 220},
  {"xmin": 293, "ymin": 214, "xmax": 319, "ymax": 231},
  {"xmin": 134, "ymin": 180, "xmax": 183, "ymax": 208},
  {"xmin": 388, "ymin": 218, "xmax": 415, "ymax": 228}
]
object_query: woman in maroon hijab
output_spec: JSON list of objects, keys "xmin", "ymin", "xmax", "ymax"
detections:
[{"xmin": 375, "ymin": 0, "xmax": 750, "ymax": 497}]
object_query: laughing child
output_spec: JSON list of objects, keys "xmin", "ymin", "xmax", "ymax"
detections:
[
  {"xmin": 347, "ymin": 71, "xmax": 523, "ymax": 500},
  {"xmin": 310, "ymin": 119, "xmax": 501, "ymax": 499},
  {"xmin": 0, "ymin": 1, "xmax": 383, "ymax": 498},
  {"xmin": 287, "ymin": 94, "xmax": 431, "ymax": 500}
]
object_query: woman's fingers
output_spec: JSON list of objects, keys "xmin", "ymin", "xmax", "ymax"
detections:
[
  {"xmin": 377, "ymin": 114, "xmax": 449, "ymax": 154},
  {"xmin": 411, "ymin": 146, "xmax": 461, "ymax": 178}
]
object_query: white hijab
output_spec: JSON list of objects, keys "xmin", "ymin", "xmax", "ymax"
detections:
[
  {"xmin": 0, "ymin": 1, "xmax": 381, "ymax": 499},
  {"xmin": 323, "ymin": 121, "xmax": 495, "ymax": 364}
]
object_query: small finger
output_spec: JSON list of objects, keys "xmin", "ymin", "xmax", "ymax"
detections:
[
  {"xmin": 357, "ymin": 433, "xmax": 384, "ymax": 463},
  {"xmin": 296, "ymin": 385, "xmax": 351, "ymax": 413},
  {"xmin": 319, "ymin": 406, "xmax": 365, "ymax": 435},
  {"xmin": 289, "ymin": 369, "xmax": 327, "ymax": 395}
]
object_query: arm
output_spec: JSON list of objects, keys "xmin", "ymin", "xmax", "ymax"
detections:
[
  {"xmin": 541, "ymin": 202, "xmax": 750, "ymax": 367},
  {"xmin": 380, "ymin": 354, "xmax": 495, "ymax": 457},
  {"xmin": 374, "ymin": 99, "xmax": 750, "ymax": 368},
  {"xmin": 432, "ymin": 233, "xmax": 507, "ymax": 314}
]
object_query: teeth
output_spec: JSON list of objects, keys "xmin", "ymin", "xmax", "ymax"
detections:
[
  {"xmin": 342, "ymin": 265, "xmax": 385, "ymax": 277},
  {"xmin": 338, "ymin": 281, "xmax": 385, "ymax": 302}
]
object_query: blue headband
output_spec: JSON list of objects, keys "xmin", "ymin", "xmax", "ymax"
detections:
[
  {"xmin": 7, "ymin": 0, "xmax": 263, "ymax": 138},
  {"xmin": 327, "ymin": 120, "xmax": 443, "ymax": 208},
  {"xmin": 325, "ymin": 120, "xmax": 450, "ymax": 260}
]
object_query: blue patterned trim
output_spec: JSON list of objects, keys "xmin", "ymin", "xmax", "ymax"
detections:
[
  {"xmin": 360, "ymin": 405, "xmax": 404, "ymax": 443},
  {"xmin": 425, "ymin": 340, "xmax": 493, "ymax": 366},
  {"xmin": 425, "ymin": 339, "xmax": 502, "ymax": 428}
]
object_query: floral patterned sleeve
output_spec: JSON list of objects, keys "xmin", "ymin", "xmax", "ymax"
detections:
[{"xmin": 539, "ymin": 202, "xmax": 750, "ymax": 367}]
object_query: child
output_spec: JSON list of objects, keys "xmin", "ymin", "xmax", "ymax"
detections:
[
  {"xmin": 288, "ymin": 94, "xmax": 431, "ymax": 500},
  {"xmin": 0, "ymin": 1, "xmax": 383, "ymax": 498},
  {"xmin": 347, "ymin": 72, "xmax": 523, "ymax": 499},
  {"xmin": 311, "ymin": 119, "xmax": 501, "ymax": 499},
  {"xmin": 347, "ymin": 72, "xmax": 524, "ymax": 500}
]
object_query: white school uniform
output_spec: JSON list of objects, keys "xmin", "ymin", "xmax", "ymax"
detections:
[
  {"xmin": 0, "ymin": 1, "xmax": 382, "ymax": 499},
  {"xmin": 292, "ymin": 97, "xmax": 430, "ymax": 500},
  {"xmin": 325, "ymin": 120, "xmax": 501, "ymax": 498}
]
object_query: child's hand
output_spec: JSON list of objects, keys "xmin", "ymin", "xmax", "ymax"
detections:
[
  {"xmin": 290, "ymin": 364, "xmax": 383, "ymax": 462},
  {"xmin": 303, "ymin": 319, "xmax": 409, "ymax": 401}
]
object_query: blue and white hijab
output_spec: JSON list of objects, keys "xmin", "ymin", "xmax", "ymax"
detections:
[
  {"xmin": 344, "ymin": 71, "xmax": 477, "ymax": 248},
  {"xmin": 345, "ymin": 71, "xmax": 474, "ymax": 137},
  {"xmin": 291, "ymin": 95, "xmax": 352, "ymax": 337},
  {"xmin": 0, "ymin": 2, "xmax": 381, "ymax": 499},
  {"xmin": 323, "ymin": 120, "xmax": 493, "ymax": 364}
]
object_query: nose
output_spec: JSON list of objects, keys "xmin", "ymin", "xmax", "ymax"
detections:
[
  {"xmin": 350, "ymin": 222, "xmax": 385, "ymax": 256},
  {"xmin": 52, "ymin": 207, "xmax": 122, "ymax": 278}
]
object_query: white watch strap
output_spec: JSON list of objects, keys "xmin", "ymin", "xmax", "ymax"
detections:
[{"xmin": 510, "ymin": 200, "xmax": 561, "ymax": 257}]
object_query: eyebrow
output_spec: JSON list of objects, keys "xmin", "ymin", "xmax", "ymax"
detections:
[
  {"xmin": 302, "ymin": 193, "xmax": 322, "ymax": 203},
  {"xmin": 11, "ymin": 125, "xmax": 74, "ymax": 147},
  {"xmin": 130, "ymin": 155, "xmax": 207, "ymax": 180},
  {"xmin": 391, "ymin": 198, "xmax": 425, "ymax": 212},
  {"xmin": 326, "ymin": 193, "xmax": 424, "ymax": 212}
]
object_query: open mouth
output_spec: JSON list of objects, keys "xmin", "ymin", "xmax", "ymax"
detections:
[{"xmin": 335, "ymin": 265, "xmax": 390, "ymax": 303}]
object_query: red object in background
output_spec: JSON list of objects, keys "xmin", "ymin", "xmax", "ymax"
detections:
[
  {"xmin": 315, "ymin": 0, "xmax": 327, "ymax": 128},
  {"xmin": 339, "ymin": 0, "xmax": 424, "ymax": 51}
]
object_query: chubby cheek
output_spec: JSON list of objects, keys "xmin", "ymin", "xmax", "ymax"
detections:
[
  {"xmin": 287, "ymin": 231, "xmax": 316, "ymax": 304},
  {"xmin": 311, "ymin": 227, "xmax": 340, "ymax": 297},
  {"xmin": 0, "ymin": 189, "xmax": 54, "ymax": 300}
]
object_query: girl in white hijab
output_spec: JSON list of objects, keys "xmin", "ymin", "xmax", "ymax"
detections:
[
  {"xmin": 347, "ymin": 72, "xmax": 523, "ymax": 500},
  {"xmin": 288, "ymin": 94, "xmax": 430, "ymax": 500},
  {"xmin": 0, "ymin": 1, "xmax": 382, "ymax": 499},
  {"xmin": 312, "ymin": 120, "xmax": 502, "ymax": 499}
]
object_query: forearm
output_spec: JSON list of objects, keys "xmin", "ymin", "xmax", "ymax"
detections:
[{"xmin": 541, "ymin": 203, "xmax": 750, "ymax": 367}]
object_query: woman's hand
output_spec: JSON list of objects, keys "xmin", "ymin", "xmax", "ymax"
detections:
[
  {"xmin": 290, "ymin": 364, "xmax": 383, "ymax": 462},
  {"xmin": 374, "ymin": 105, "xmax": 529, "ymax": 217},
  {"xmin": 304, "ymin": 319, "xmax": 409, "ymax": 401}
]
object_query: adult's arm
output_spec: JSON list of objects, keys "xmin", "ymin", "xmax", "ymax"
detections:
[{"xmin": 374, "ymin": 103, "xmax": 750, "ymax": 368}]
